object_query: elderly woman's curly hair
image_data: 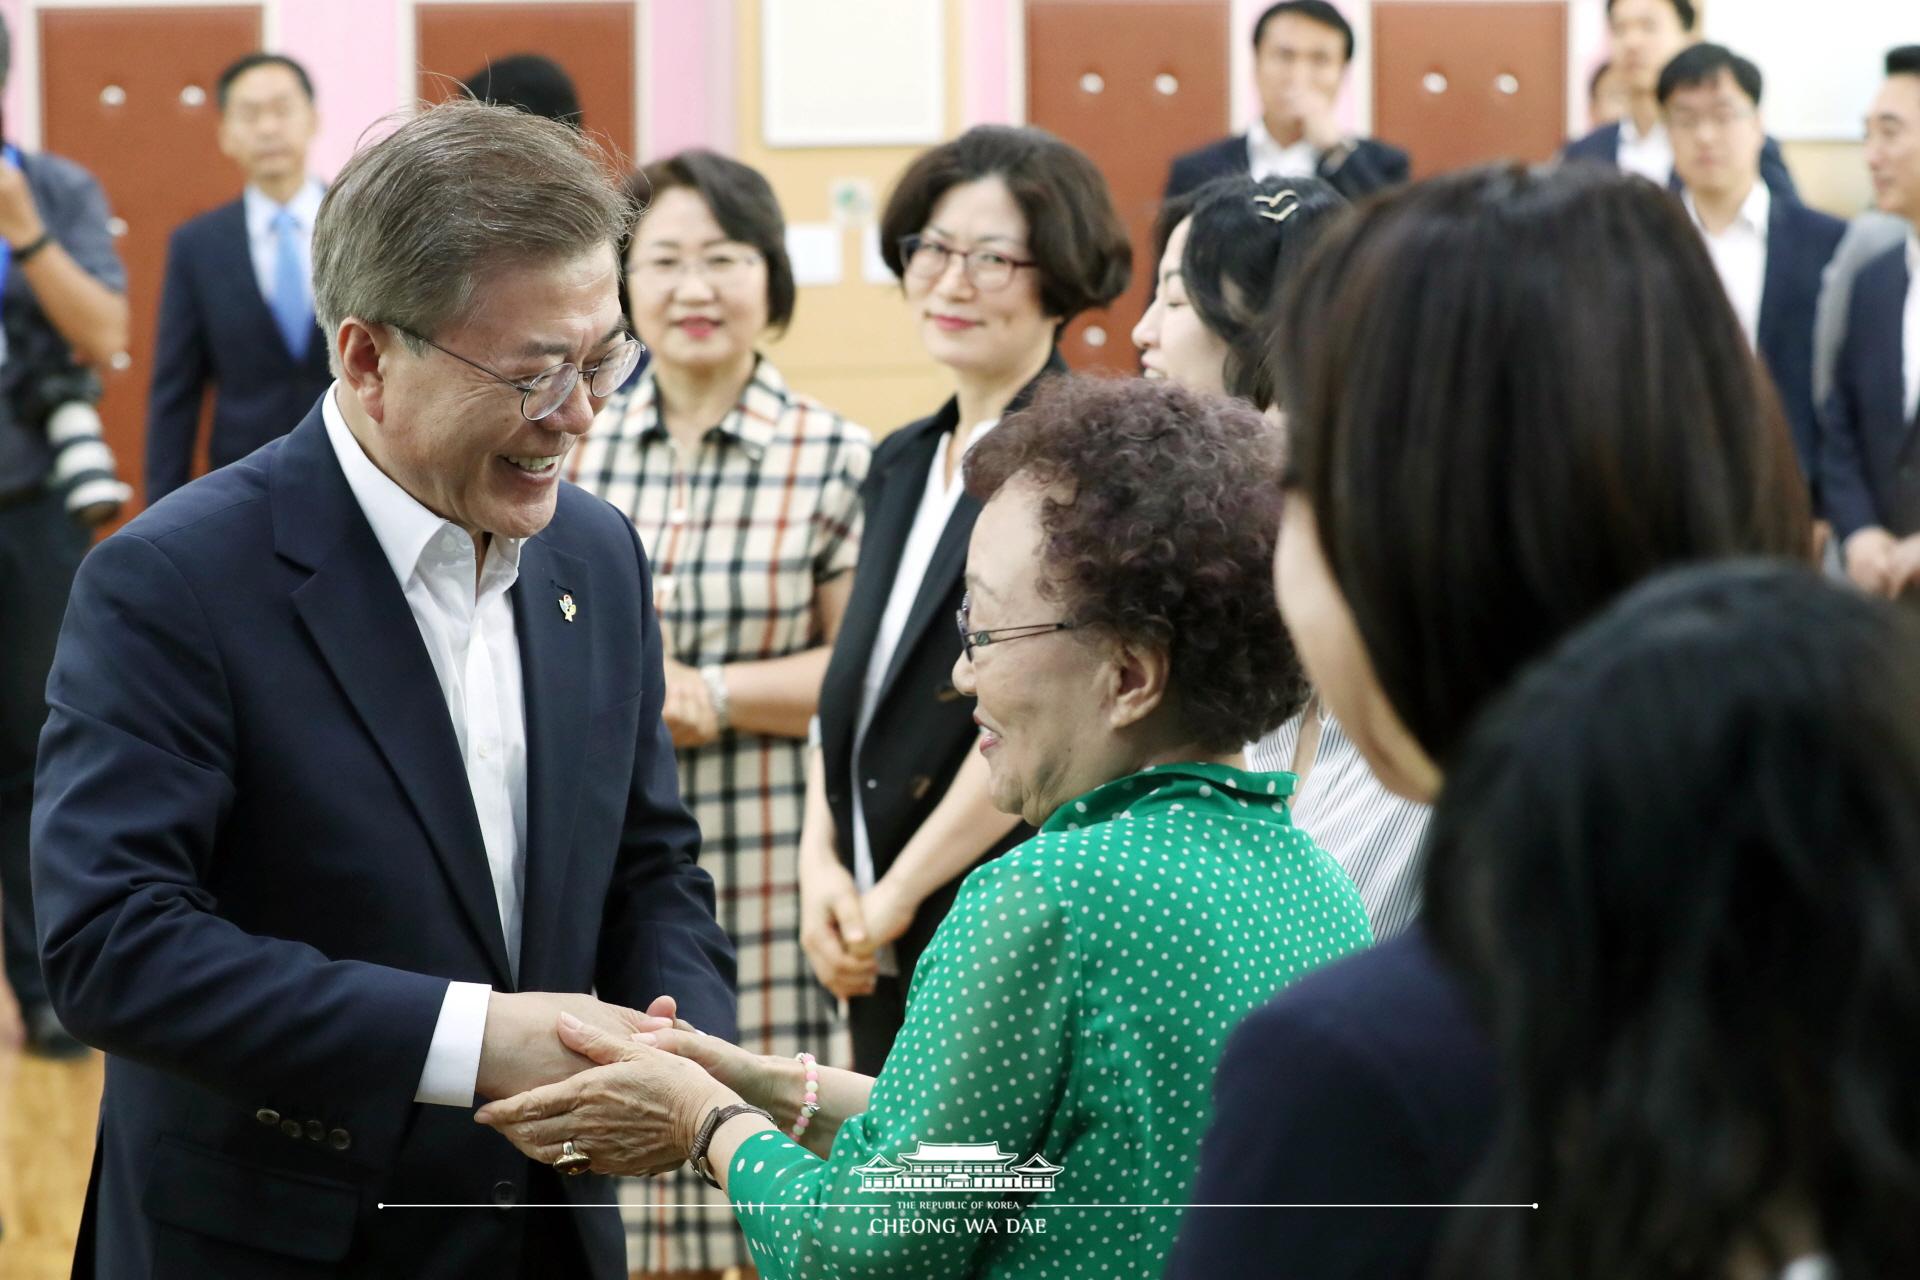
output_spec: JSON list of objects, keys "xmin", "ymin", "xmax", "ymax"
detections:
[{"xmin": 964, "ymin": 374, "xmax": 1305, "ymax": 752}]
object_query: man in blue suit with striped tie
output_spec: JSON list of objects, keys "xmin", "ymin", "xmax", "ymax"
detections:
[{"xmin": 144, "ymin": 53, "xmax": 332, "ymax": 505}]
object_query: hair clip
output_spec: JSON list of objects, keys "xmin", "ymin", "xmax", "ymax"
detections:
[{"xmin": 1253, "ymin": 190, "xmax": 1303, "ymax": 224}]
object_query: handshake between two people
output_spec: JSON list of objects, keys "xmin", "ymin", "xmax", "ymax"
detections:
[{"xmin": 474, "ymin": 991, "xmax": 815, "ymax": 1181}]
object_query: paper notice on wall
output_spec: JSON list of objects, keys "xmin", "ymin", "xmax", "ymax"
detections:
[
  {"xmin": 860, "ymin": 226, "xmax": 894, "ymax": 285},
  {"xmin": 786, "ymin": 223, "xmax": 844, "ymax": 287}
]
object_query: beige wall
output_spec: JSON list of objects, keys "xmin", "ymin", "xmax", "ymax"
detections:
[
  {"xmin": 738, "ymin": 0, "xmax": 969, "ymax": 437},
  {"xmin": 1783, "ymin": 141, "xmax": 1873, "ymax": 219}
]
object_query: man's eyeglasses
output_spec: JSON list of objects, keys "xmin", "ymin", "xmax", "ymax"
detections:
[
  {"xmin": 955, "ymin": 591, "xmax": 1075, "ymax": 659},
  {"xmin": 1667, "ymin": 106, "xmax": 1756, "ymax": 135},
  {"xmin": 899, "ymin": 236, "xmax": 1037, "ymax": 292},
  {"xmin": 392, "ymin": 325, "xmax": 644, "ymax": 422}
]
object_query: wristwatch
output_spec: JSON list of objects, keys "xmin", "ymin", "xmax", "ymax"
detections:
[{"xmin": 690, "ymin": 1102, "xmax": 773, "ymax": 1189}]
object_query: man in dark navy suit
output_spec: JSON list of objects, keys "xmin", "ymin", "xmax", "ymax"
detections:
[
  {"xmin": 1663, "ymin": 44, "xmax": 1842, "ymax": 514},
  {"xmin": 34, "ymin": 100, "xmax": 736, "ymax": 1279},
  {"xmin": 1164, "ymin": 1, "xmax": 1408, "ymax": 204},
  {"xmin": 1825, "ymin": 46, "xmax": 1920, "ymax": 599},
  {"xmin": 1562, "ymin": 0, "xmax": 1797, "ymax": 198},
  {"xmin": 144, "ymin": 53, "xmax": 333, "ymax": 504}
]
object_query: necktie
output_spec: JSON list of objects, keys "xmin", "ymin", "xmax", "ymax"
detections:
[{"xmin": 270, "ymin": 207, "xmax": 312, "ymax": 360}]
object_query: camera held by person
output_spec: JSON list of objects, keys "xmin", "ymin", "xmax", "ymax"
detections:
[{"xmin": 17, "ymin": 364, "xmax": 130, "ymax": 528}]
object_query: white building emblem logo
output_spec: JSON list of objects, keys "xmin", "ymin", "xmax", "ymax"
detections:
[{"xmin": 854, "ymin": 1142, "xmax": 1063, "ymax": 1194}]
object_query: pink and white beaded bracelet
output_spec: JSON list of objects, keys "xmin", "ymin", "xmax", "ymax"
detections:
[{"xmin": 792, "ymin": 1051, "xmax": 821, "ymax": 1140}]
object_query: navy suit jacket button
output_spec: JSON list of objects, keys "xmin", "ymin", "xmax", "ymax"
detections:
[
  {"xmin": 492, "ymin": 1180, "xmax": 517, "ymax": 1208},
  {"xmin": 255, "ymin": 1108, "xmax": 281, "ymax": 1127},
  {"xmin": 329, "ymin": 1128, "xmax": 352, "ymax": 1152},
  {"xmin": 280, "ymin": 1118, "xmax": 303, "ymax": 1139},
  {"xmin": 305, "ymin": 1119, "xmax": 326, "ymax": 1142}
]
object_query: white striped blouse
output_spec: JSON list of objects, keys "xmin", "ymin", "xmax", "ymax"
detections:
[{"xmin": 1247, "ymin": 706, "xmax": 1430, "ymax": 939}]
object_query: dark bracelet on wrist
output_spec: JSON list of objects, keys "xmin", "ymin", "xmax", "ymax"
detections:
[
  {"xmin": 690, "ymin": 1101, "xmax": 773, "ymax": 1189},
  {"xmin": 13, "ymin": 232, "xmax": 53, "ymax": 263}
]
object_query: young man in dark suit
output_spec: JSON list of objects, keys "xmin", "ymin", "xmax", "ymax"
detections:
[
  {"xmin": 1826, "ymin": 46, "xmax": 1920, "ymax": 600},
  {"xmin": 1563, "ymin": 0, "xmax": 1798, "ymax": 198},
  {"xmin": 144, "ymin": 53, "xmax": 333, "ymax": 504},
  {"xmin": 1164, "ymin": 1, "xmax": 1408, "ymax": 203},
  {"xmin": 1664, "ymin": 44, "xmax": 1842, "ymax": 520}
]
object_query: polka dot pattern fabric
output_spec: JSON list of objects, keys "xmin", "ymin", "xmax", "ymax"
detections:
[{"xmin": 727, "ymin": 762, "xmax": 1373, "ymax": 1278}]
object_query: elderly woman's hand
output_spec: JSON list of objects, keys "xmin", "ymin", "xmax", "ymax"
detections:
[
  {"xmin": 558, "ymin": 1005, "xmax": 795, "ymax": 1121},
  {"xmin": 474, "ymin": 1013, "xmax": 739, "ymax": 1177}
]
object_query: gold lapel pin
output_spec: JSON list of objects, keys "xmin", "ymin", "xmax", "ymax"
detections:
[{"xmin": 558, "ymin": 592, "xmax": 577, "ymax": 623}]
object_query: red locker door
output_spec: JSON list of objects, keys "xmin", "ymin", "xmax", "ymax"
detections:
[
  {"xmin": 415, "ymin": 3, "xmax": 637, "ymax": 167},
  {"xmin": 39, "ymin": 5, "xmax": 265, "ymax": 527},
  {"xmin": 1026, "ymin": 0, "xmax": 1232, "ymax": 372},
  {"xmin": 1373, "ymin": 2, "xmax": 1567, "ymax": 179}
]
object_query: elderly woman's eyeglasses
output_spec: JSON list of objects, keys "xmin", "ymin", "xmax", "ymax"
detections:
[
  {"xmin": 900, "ymin": 236, "xmax": 1036, "ymax": 292},
  {"xmin": 955, "ymin": 591, "xmax": 1075, "ymax": 659},
  {"xmin": 392, "ymin": 325, "xmax": 645, "ymax": 422}
]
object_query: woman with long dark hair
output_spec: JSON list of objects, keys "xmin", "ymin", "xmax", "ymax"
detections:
[
  {"xmin": 1427, "ymin": 561, "xmax": 1920, "ymax": 1279},
  {"xmin": 1167, "ymin": 161, "xmax": 1812, "ymax": 1278}
]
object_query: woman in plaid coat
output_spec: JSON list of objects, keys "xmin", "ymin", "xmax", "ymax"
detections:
[{"xmin": 569, "ymin": 150, "xmax": 870, "ymax": 1280}]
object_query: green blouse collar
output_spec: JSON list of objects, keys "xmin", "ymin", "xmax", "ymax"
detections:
[{"xmin": 1039, "ymin": 761, "xmax": 1300, "ymax": 834}]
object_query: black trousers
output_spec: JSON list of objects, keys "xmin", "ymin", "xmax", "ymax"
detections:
[
  {"xmin": 848, "ymin": 973, "xmax": 909, "ymax": 1077},
  {"xmin": 0, "ymin": 485, "xmax": 88, "ymax": 1012}
]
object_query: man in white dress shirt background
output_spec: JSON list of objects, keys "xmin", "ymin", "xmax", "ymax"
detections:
[
  {"xmin": 1562, "ymin": 0, "xmax": 1799, "ymax": 198},
  {"xmin": 144, "ymin": 53, "xmax": 336, "ymax": 505},
  {"xmin": 1663, "ymin": 43, "xmax": 1842, "ymax": 528},
  {"xmin": 1163, "ymin": 1, "xmax": 1410, "ymax": 204},
  {"xmin": 32, "ymin": 98, "xmax": 736, "ymax": 1278}
]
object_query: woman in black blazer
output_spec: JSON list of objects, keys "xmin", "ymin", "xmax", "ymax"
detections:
[{"xmin": 797, "ymin": 126, "xmax": 1129, "ymax": 1073}]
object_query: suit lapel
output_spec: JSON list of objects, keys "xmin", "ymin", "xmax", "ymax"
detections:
[
  {"xmin": 214, "ymin": 201, "xmax": 285, "ymax": 347},
  {"xmin": 1755, "ymin": 199, "xmax": 1792, "ymax": 364},
  {"xmin": 873, "ymin": 491, "xmax": 976, "ymax": 707},
  {"xmin": 511, "ymin": 537, "xmax": 592, "ymax": 992},
  {"xmin": 830, "ymin": 418, "xmax": 946, "ymax": 694},
  {"xmin": 870, "ymin": 353, "xmax": 1068, "ymax": 711},
  {"xmin": 275, "ymin": 412, "xmax": 515, "ymax": 986},
  {"xmin": 1895, "ymin": 256, "xmax": 1920, "ymax": 445}
]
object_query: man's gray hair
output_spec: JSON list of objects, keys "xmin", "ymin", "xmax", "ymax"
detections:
[{"xmin": 312, "ymin": 98, "xmax": 630, "ymax": 357}]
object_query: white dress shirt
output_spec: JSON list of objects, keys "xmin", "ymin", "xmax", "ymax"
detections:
[
  {"xmin": 321, "ymin": 385, "xmax": 528, "ymax": 1107},
  {"xmin": 1246, "ymin": 117, "xmax": 1320, "ymax": 181},
  {"xmin": 849, "ymin": 416, "xmax": 999, "ymax": 973},
  {"xmin": 1687, "ymin": 182, "xmax": 1771, "ymax": 350},
  {"xmin": 1905, "ymin": 232, "xmax": 1920, "ymax": 423},
  {"xmin": 1616, "ymin": 115, "xmax": 1675, "ymax": 186},
  {"xmin": 242, "ymin": 179, "xmax": 325, "ymax": 305}
]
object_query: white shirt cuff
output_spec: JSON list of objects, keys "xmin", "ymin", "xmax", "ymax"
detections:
[
  {"xmin": 414, "ymin": 980, "xmax": 492, "ymax": 1107},
  {"xmin": 807, "ymin": 714, "xmax": 823, "ymax": 750}
]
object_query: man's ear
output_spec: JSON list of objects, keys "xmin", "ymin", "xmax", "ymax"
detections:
[
  {"xmin": 335, "ymin": 318, "xmax": 391, "ymax": 424},
  {"xmin": 1106, "ymin": 637, "xmax": 1171, "ymax": 731}
]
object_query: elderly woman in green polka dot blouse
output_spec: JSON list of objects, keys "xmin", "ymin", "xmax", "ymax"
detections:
[{"xmin": 477, "ymin": 374, "xmax": 1373, "ymax": 1277}]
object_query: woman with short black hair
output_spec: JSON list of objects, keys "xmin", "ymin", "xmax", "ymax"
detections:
[
  {"xmin": 1427, "ymin": 561, "xmax": 1920, "ymax": 1280},
  {"xmin": 1168, "ymin": 161, "xmax": 1812, "ymax": 1279},
  {"xmin": 801, "ymin": 125, "xmax": 1131, "ymax": 1075}
]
